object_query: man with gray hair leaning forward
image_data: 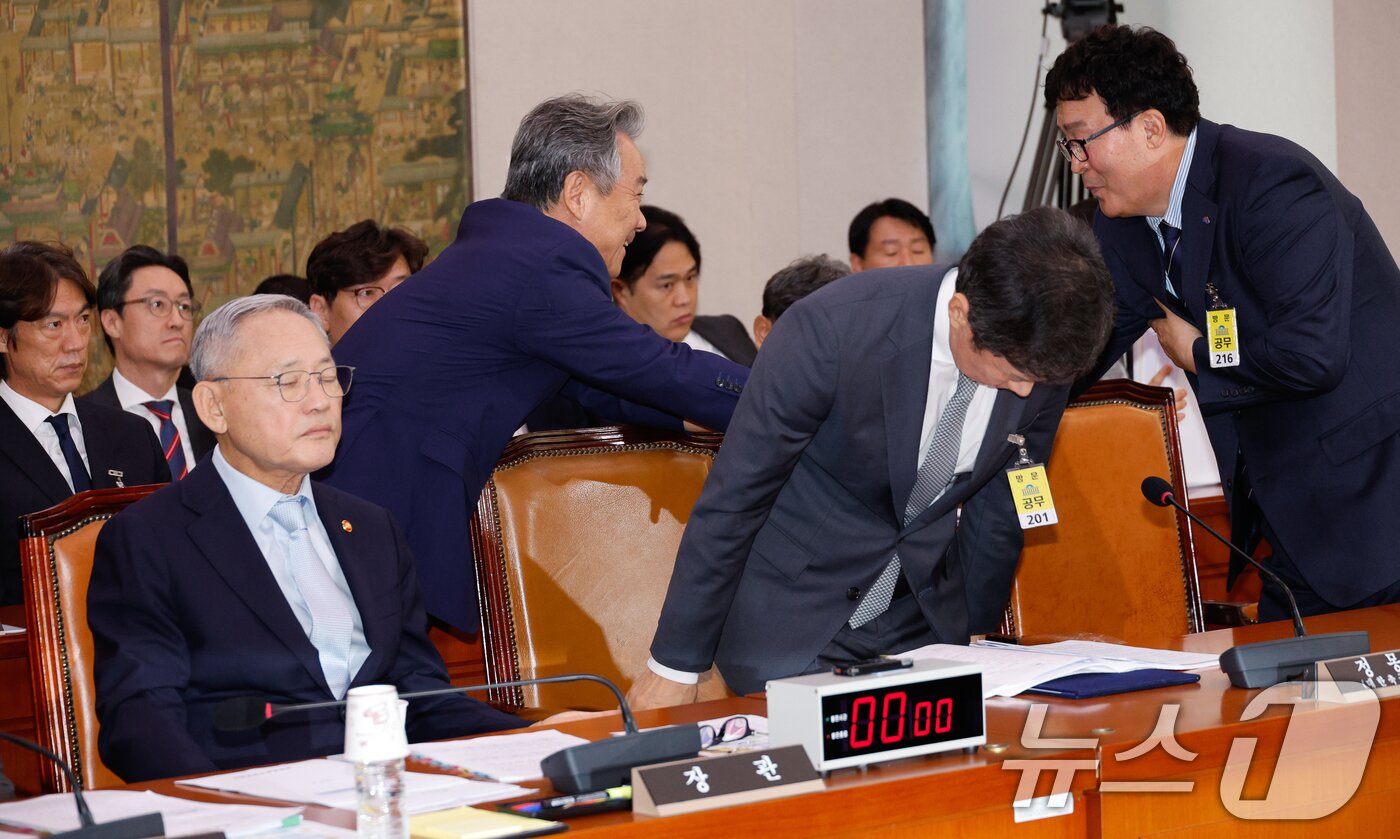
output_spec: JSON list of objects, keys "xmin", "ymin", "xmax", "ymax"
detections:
[
  {"xmin": 323, "ymin": 95, "xmax": 749, "ymax": 632},
  {"xmin": 88, "ymin": 295, "xmax": 524, "ymax": 783}
]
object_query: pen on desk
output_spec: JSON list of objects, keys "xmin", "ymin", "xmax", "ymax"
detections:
[{"xmin": 510, "ymin": 785, "xmax": 632, "ymax": 813}]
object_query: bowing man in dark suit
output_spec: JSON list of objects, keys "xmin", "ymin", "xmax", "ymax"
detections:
[
  {"xmin": 0, "ymin": 242, "xmax": 169, "ymax": 606},
  {"xmin": 325, "ymin": 95, "xmax": 749, "ymax": 632},
  {"xmin": 628, "ymin": 209, "xmax": 1115, "ymax": 706},
  {"xmin": 80, "ymin": 246, "xmax": 215, "ymax": 476},
  {"xmin": 89, "ymin": 295, "xmax": 524, "ymax": 783},
  {"xmin": 1047, "ymin": 25, "xmax": 1400, "ymax": 620}
]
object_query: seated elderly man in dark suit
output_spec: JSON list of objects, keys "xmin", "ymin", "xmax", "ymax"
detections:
[
  {"xmin": 88, "ymin": 295, "xmax": 524, "ymax": 783},
  {"xmin": 0, "ymin": 242, "xmax": 168, "ymax": 606},
  {"xmin": 80, "ymin": 245, "xmax": 215, "ymax": 478}
]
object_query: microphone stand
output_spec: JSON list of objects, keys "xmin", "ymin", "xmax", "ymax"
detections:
[
  {"xmin": 1141, "ymin": 477, "xmax": 1369, "ymax": 688},
  {"xmin": 0, "ymin": 732, "xmax": 164, "ymax": 839}
]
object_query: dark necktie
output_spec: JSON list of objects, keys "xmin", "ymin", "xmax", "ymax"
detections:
[
  {"xmin": 1158, "ymin": 221, "xmax": 1183, "ymax": 300},
  {"xmin": 45, "ymin": 414, "xmax": 91, "ymax": 493},
  {"xmin": 144, "ymin": 400, "xmax": 188, "ymax": 479},
  {"xmin": 849, "ymin": 372, "xmax": 977, "ymax": 628}
]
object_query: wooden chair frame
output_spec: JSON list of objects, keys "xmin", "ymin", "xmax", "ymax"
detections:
[
  {"xmin": 469, "ymin": 426, "xmax": 722, "ymax": 708},
  {"xmin": 998, "ymin": 379, "xmax": 1205, "ymax": 641},
  {"xmin": 20, "ymin": 485, "xmax": 163, "ymax": 792}
]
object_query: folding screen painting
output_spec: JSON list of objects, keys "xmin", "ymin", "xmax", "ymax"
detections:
[{"xmin": 0, "ymin": 0, "xmax": 471, "ymax": 307}]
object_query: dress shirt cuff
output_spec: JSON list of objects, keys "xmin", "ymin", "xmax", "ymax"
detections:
[{"xmin": 646, "ymin": 657, "xmax": 700, "ymax": 684}]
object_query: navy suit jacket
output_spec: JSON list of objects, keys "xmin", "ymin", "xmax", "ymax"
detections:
[
  {"xmin": 324, "ymin": 198, "xmax": 749, "ymax": 630},
  {"xmin": 1090, "ymin": 119, "xmax": 1400, "ymax": 605},
  {"xmin": 0, "ymin": 398, "xmax": 168, "ymax": 605},
  {"xmin": 89, "ymin": 459, "xmax": 522, "ymax": 783},
  {"xmin": 692, "ymin": 315, "xmax": 758, "ymax": 367},
  {"xmin": 650, "ymin": 266, "xmax": 1069, "ymax": 694},
  {"xmin": 79, "ymin": 375, "xmax": 216, "ymax": 461}
]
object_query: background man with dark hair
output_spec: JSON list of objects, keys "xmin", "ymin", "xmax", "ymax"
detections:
[
  {"xmin": 848, "ymin": 197, "xmax": 937, "ymax": 271},
  {"xmin": 628, "ymin": 208, "xmax": 1114, "ymax": 706},
  {"xmin": 325, "ymin": 95, "xmax": 749, "ymax": 631},
  {"xmin": 612, "ymin": 205, "xmax": 756, "ymax": 365},
  {"xmin": 81, "ymin": 245, "xmax": 214, "ymax": 477},
  {"xmin": 254, "ymin": 274, "xmax": 312, "ymax": 305},
  {"xmin": 0, "ymin": 242, "xmax": 168, "ymax": 605},
  {"xmin": 752, "ymin": 254, "xmax": 851, "ymax": 349},
  {"xmin": 306, "ymin": 220, "xmax": 429, "ymax": 344},
  {"xmin": 1046, "ymin": 24, "xmax": 1400, "ymax": 620}
]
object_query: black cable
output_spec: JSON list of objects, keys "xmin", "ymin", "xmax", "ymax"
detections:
[
  {"xmin": 0, "ymin": 731, "xmax": 96, "ymax": 826},
  {"xmin": 996, "ymin": 11, "xmax": 1051, "ymax": 220}
]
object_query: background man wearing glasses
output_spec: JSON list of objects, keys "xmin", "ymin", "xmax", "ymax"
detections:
[
  {"xmin": 88, "ymin": 295, "xmax": 523, "ymax": 783},
  {"xmin": 81, "ymin": 245, "xmax": 214, "ymax": 475},
  {"xmin": 1047, "ymin": 25, "xmax": 1400, "ymax": 619},
  {"xmin": 0, "ymin": 241, "xmax": 169, "ymax": 605},
  {"xmin": 305, "ymin": 219, "xmax": 427, "ymax": 345}
]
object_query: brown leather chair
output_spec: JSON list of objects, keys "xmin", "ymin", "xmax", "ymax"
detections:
[
  {"xmin": 998, "ymin": 380, "xmax": 1205, "ymax": 646},
  {"xmin": 470, "ymin": 427, "xmax": 731, "ymax": 711},
  {"xmin": 19, "ymin": 484, "xmax": 163, "ymax": 792}
]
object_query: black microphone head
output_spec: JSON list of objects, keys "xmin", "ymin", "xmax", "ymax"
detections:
[
  {"xmin": 1141, "ymin": 476, "xmax": 1174, "ymax": 506},
  {"xmin": 213, "ymin": 697, "xmax": 273, "ymax": 732}
]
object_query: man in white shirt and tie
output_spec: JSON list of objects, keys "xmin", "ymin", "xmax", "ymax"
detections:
[
  {"xmin": 80, "ymin": 245, "xmax": 215, "ymax": 477},
  {"xmin": 87, "ymin": 294, "xmax": 527, "ymax": 782},
  {"xmin": 627, "ymin": 208, "xmax": 1116, "ymax": 707},
  {"xmin": 0, "ymin": 241, "xmax": 168, "ymax": 605}
]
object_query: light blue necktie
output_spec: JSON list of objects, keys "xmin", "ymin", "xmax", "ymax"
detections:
[
  {"xmin": 268, "ymin": 496, "xmax": 355, "ymax": 697},
  {"xmin": 849, "ymin": 372, "xmax": 977, "ymax": 628}
]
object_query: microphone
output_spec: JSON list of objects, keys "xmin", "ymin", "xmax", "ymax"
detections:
[
  {"xmin": 213, "ymin": 673, "xmax": 700, "ymax": 794},
  {"xmin": 1140, "ymin": 476, "xmax": 1369, "ymax": 688},
  {"xmin": 0, "ymin": 732, "xmax": 164, "ymax": 839}
]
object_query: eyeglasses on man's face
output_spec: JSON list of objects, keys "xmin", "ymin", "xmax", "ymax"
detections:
[
  {"xmin": 1055, "ymin": 110, "xmax": 1143, "ymax": 164},
  {"xmin": 213, "ymin": 365, "xmax": 355, "ymax": 403},
  {"xmin": 347, "ymin": 286, "xmax": 386, "ymax": 311},
  {"xmin": 119, "ymin": 294, "xmax": 202, "ymax": 321}
]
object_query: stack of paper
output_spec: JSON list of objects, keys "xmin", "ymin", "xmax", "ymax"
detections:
[
  {"xmin": 0, "ymin": 790, "xmax": 301, "ymax": 837},
  {"xmin": 411, "ymin": 730, "xmax": 588, "ymax": 783},
  {"xmin": 178, "ymin": 759, "xmax": 529, "ymax": 814},
  {"xmin": 897, "ymin": 640, "xmax": 1219, "ymax": 698}
]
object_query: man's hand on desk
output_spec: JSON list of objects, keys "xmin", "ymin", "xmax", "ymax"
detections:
[
  {"xmin": 626, "ymin": 670, "xmax": 698, "ymax": 711},
  {"xmin": 530, "ymin": 709, "xmax": 618, "ymax": 728}
]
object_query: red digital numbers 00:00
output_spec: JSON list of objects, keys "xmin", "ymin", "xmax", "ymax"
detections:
[{"xmin": 848, "ymin": 692, "xmax": 953, "ymax": 748}]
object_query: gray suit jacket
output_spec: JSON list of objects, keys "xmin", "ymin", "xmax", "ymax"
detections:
[{"xmin": 650, "ymin": 265, "xmax": 1070, "ymax": 693}]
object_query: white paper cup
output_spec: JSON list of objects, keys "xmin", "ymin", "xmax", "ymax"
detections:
[{"xmin": 344, "ymin": 685, "xmax": 410, "ymax": 762}]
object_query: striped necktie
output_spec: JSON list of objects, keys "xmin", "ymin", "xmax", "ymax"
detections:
[{"xmin": 144, "ymin": 400, "xmax": 188, "ymax": 479}]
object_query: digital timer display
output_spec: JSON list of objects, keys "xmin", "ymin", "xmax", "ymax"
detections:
[{"xmin": 818, "ymin": 671, "xmax": 984, "ymax": 760}]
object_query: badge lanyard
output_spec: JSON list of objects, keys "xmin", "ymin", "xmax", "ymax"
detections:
[
  {"xmin": 1205, "ymin": 282, "xmax": 1241, "ymax": 368},
  {"xmin": 1004, "ymin": 434, "xmax": 1057, "ymax": 529}
]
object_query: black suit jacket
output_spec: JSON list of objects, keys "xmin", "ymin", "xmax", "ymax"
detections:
[
  {"xmin": 650, "ymin": 265, "xmax": 1069, "ymax": 693},
  {"xmin": 1088, "ymin": 119, "xmax": 1400, "ymax": 606},
  {"xmin": 0, "ymin": 397, "xmax": 169, "ymax": 604},
  {"xmin": 89, "ymin": 460, "xmax": 523, "ymax": 782},
  {"xmin": 79, "ymin": 375, "xmax": 216, "ymax": 461},
  {"xmin": 691, "ymin": 315, "xmax": 758, "ymax": 367}
]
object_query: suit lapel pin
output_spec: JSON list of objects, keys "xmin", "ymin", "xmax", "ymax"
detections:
[
  {"xmin": 107, "ymin": 469, "xmax": 125, "ymax": 488},
  {"xmin": 341, "ymin": 520, "xmax": 353, "ymax": 533},
  {"xmin": 1203, "ymin": 215, "xmax": 1212, "ymax": 224}
]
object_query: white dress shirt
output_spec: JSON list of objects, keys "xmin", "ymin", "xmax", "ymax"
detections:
[
  {"xmin": 111, "ymin": 368, "xmax": 197, "ymax": 468},
  {"xmin": 682, "ymin": 328, "xmax": 729, "ymax": 361},
  {"xmin": 647, "ymin": 268, "xmax": 997, "ymax": 684},
  {"xmin": 0, "ymin": 380, "xmax": 90, "ymax": 492},
  {"xmin": 211, "ymin": 446, "xmax": 371, "ymax": 683}
]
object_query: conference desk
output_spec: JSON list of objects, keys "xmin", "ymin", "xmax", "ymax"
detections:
[{"xmin": 124, "ymin": 605, "xmax": 1400, "ymax": 838}]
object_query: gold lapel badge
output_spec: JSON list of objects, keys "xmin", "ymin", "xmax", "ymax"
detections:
[{"xmin": 341, "ymin": 520, "xmax": 353, "ymax": 533}]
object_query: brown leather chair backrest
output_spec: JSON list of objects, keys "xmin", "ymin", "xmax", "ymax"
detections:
[
  {"xmin": 1000, "ymin": 381, "xmax": 1202, "ymax": 647},
  {"xmin": 20, "ymin": 485, "xmax": 163, "ymax": 792},
  {"xmin": 471, "ymin": 428, "xmax": 727, "ymax": 710}
]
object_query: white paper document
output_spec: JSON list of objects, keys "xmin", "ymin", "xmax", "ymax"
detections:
[
  {"xmin": 411, "ymin": 729, "xmax": 589, "ymax": 782},
  {"xmin": 0, "ymin": 790, "xmax": 301, "ymax": 837},
  {"xmin": 0, "ymin": 624, "xmax": 23, "ymax": 636},
  {"xmin": 178, "ymin": 759, "xmax": 530, "ymax": 813},
  {"xmin": 896, "ymin": 640, "xmax": 1219, "ymax": 699}
]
